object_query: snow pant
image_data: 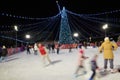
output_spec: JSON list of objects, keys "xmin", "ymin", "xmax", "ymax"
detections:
[
  {"xmin": 104, "ymin": 59, "xmax": 113, "ymax": 69},
  {"xmin": 42, "ymin": 54, "xmax": 51, "ymax": 65},
  {"xmin": 74, "ymin": 65, "xmax": 84, "ymax": 74}
]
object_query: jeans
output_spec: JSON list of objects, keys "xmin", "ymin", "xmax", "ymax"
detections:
[{"xmin": 104, "ymin": 59, "xmax": 113, "ymax": 69}]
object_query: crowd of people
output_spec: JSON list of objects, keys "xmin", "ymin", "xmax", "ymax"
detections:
[
  {"xmin": 73, "ymin": 37, "xmax": 119, "ymax": 80},
  {"xmin": 23, "ymin": 37, "xmax": 120, "ymax": 80}
]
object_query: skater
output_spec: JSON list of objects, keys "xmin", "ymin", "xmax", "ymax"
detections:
[
  {"xmin": 69, "ymin": 45, "xmax": 72, "ymax": 53},
  {"xmin": 33, "ymin": 43, "xmax": 38, "ymax": 55},
  {"xmin": 56, "ymin": 44, "xmax": 60, "ymax": 54},
  {"xmin": 51, "ymin": 42, "xmax": 55, "ymax": 53},
  {"xmin": 74, "ymin": 46, "xmax": 88, "ymax": 77},
  {"xmin": 99, "ymin": 37, "xmax": 118, "ymax": 73},
  {"xmin": 83, "ymin": 42, "xmax": 87, "ymax": 49},
  {"xmin": 38, "ymin": 43, "xmax": 52, "ymax": 66},
  {"xmin": 47, "ymin": 43, "xmax": 51, "ymax": 53},
  {"xmin": 105, "ymin": 65, "xmax": 120, "ymax": 73},
  {"xmin": 26, "ymin": 45, "xmax": 31, "ymax": 54},
  {"xmin": 89, "ymin": 54, "xmax": 99, "ymax": 80},
  {"xmin": 0, "ymin": 45, "xmax": 8, "ymax": 62},
  {"xmin": 113, "ymin": 65, "xmax": 120, "ymax": 73}
]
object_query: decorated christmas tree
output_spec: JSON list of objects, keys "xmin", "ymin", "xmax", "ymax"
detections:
[{"xmin": 59, "ymin": 7, "xmax": 73, "ymax": 44}]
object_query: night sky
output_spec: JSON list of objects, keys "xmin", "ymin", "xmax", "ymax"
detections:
[
  {"xmin": 0, "ymin": 0, "xmax": 119, "ymax": 18},
  {"xmin": 0, "ymin": 0, "xmax": 120, "ymax": 46}
]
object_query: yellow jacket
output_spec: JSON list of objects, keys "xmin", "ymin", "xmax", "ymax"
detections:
[{"xmin": 99, "ymin": 40, "xmax": 118, "ymax": 59}]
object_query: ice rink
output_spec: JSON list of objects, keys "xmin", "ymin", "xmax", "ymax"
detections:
[{"xmin": 0, "ymin": 47, "xmax": 120, "ymax": 80}]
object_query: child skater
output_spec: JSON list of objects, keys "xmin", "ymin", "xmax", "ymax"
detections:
[
  {"xmin": 111, "ymin": 65, "xmax": 120, "ymax": 73},
  {"xmin": 74, "ymin": 46, "xmax": 88, "ymax": 77},
  {"xmin": 89, "ymin": 54, "xmax": 99, "ymax": 80}
]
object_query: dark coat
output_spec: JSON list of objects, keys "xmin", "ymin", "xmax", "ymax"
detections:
[{"xmin": 2, "ymin": 48, "xmax": 8, "ymax": 56}]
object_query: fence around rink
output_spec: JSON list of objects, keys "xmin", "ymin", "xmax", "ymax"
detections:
[
  {"xmin": 6, "ymin": 42, "xmax": 120, "ymax": 56},
  {"xmin": 57, "ymin": 42, "xmax": 120, "ymax": 49},
  {"xmin": 7, "ymin": 47, "xmax": 25, "ymax": 56}
]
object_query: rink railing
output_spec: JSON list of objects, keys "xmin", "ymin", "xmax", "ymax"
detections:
[
  {"xmin": 7, "ymin": 47, "xmax": 25, "ymax": 56},
  {"xmin": 56, "ymin": 42, "xmax": 120, "ymax": 49},
  {"xmin": 6, "ymin": 42, "xmax": 120, "ymax": 56}
]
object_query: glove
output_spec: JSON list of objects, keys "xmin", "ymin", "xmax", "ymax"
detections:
[{"xmin": 100, "ymin": 51, "xmax": 102, "ymax": 53}]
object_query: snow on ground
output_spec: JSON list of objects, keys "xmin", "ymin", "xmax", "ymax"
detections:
[{"xmin": 0, "ymin": 47, "xmax": 120, "ymax": 80}]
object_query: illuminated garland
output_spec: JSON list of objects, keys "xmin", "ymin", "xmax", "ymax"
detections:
[
  {"xmin": 66, "ymin": 9, "xmax": 120, "ymax": 17},
  {"xmin": 0, "ymin": 12, "xmax": 61, "ymax": 20},
  {"xmin": 0, "ymin": 35, "xmax": 26, "ymax": 43}
]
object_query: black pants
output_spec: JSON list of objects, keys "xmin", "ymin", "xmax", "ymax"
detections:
[
  {"xmin": 57, "ymin": 48, "xmax": 59, "ymax": 54},
  {"xmin": 90, "ymin": 69, "xmax": 96, "ymax": 80},
  {"xmin": 27, "ymin": 50, "xmax": 31, "ymax": 54}
]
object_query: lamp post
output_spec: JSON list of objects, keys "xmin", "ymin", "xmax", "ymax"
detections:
[
  {"xmin": 25, "ymin": 34, "xmax": 30, "ymax": 39},
  {"xmin": 89, "ymin": 37, "xmax": 91, "ymax": 42},
  {"xmin": 73, "ymin": 33, "xmax": 79, "ymax": 37},
  {"xmin": 102, "ymin": 24, "xmax": 108, "ymax": 37},
  {"xmin": 73, "ymin": 33, "xmax": 79, "ymax": 43},
  {"xmin": 25, "ymin": 34, "xmax": 31, "ymax": 44},
  {"xmin": 14, "ymin": 25, "xmax": 18, "ymax": 48}
]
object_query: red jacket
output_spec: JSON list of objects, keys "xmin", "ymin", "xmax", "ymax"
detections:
[{"xmin": 39, "ymin": 46, "xmax": 46, "ymax": 55}]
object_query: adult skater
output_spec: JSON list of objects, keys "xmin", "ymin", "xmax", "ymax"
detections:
[
  {"xmin": 99, "ymin": 37, "xmax": 118, "ymax": 73},
  {"xmin": 38, "ymin": 43, "xmax": 52, "ymax": 66},
  {"xmin": 0, "ymin": 45, "xmax": 8, "ymax": 62},
  {"xmin": 33, "ymin": 43, "xmax": 38, "ymax": 55},
  {"xmin": 26, "ymin": 45, "xmax": 31, "ymax": 54}
]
